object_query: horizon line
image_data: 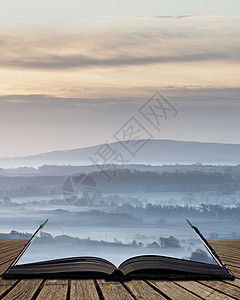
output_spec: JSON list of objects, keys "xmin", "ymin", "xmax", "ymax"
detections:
[{"xmin": 1, "ymin": 138, "xmax": 240, "ymax": 160}]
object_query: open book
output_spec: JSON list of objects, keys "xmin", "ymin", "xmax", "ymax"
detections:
[
  {"xmin": 4, "ymin": 219, "xmax": 233, "ymax": 280},
  {"xmin": 5, "ymin": 254, "xmax": 232, "ymax": 280}
]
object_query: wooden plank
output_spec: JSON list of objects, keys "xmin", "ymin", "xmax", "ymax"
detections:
[
  {"xmin": 199, "ymin": 280, "xmax": 240, "ymax": 299},
  {"xmin": 149, "ymin": 280, "xmax": 201, "ymax": 299},
  {"xmin": 217, "ymin": 248, "xmax": 240, "ymax": 253},
  {"xmin": 211, "ymin": 245, "xmax": 240, "ymax": 252},
  {"xmin": 0, "ymin": 240, "xmax": 27, "ymax": 265},
  {"xmin": 70, "ymin": 280, "xmax": 99, "ymax": 300},
  {"xmin": 2, "ymin": 279, "xmax": 42, "ymax": 300},
  {"xmin": 208, "ymin": 239, "xmax": 240, "ymax": 281},
  {"xmin": 213, "ymin": 247, "xmax": 240, "ymax": 253},
  {"xmin": 208, "ymin": 239, "xmax": 240, "ymax": 244},
  {"xmin": 176, "ymin": 281, "xmax": 236, "ymax": 300},
  {"xmin": 224, "ymin": 260, "xmax": 240, "ymax": 268},
  {"xmin": 0, "ymin": 251, "xmax": 24, "ymax": 267},
  {"xmin": 211, "ymin": 247, "xmax": 240, "ymax": 254},
  {"xmin": 210, "ymin": 250, "xmax": 238, "ymax": 256},
  {"xmin": 208, "ymin": 240, "xmax": 240, "ymax": 255},
  {"xmin": 0, "ymin": 253, "xmax": 26, "ymax": 276},
  {"xmin": 225, "ymin": 263, "xmax": 240, "ymax": 271},
  {"xmin": 0, "ymin": 239, "xmax": 28, "ymax": 244},
  {"xmin": 214, "ymin": 253, "xmax": 240, "ymax": 262},
  {"xmin": 223, "ymin": 278, "xmax": 240, "ymax": 288},
  {"xmin": 97, "ymin": 280, "xmax": 134, "ymax": 300},
  {"xmin": 209, "ymin": 251, "xmax": 240, "ymax": 261},
  {"xmin": 0, "ymin": 240, "xmax": 27, "ymax": 250},
  {"xmin": 0, "ymin": 249, "xmax": 24, "ymax": 261},
  {"xmin": 210, "ymin": 253, "xmax": 240, "ymax": 262},
  {"xmin": 0, "ymin": 244, "xmax": 24, "ymax": 252},
  {"xmin": 221, "ymin": 251, "xmax": 240, "ymax": 256},
  {"xmin": 209, "ymin": 244, "xmax": 240, "ymax": 250},
  {"xmin": 0, "ymin": 279, "xmax": 18, "ymax": 298},
  {"xmin": 36, "ymin": 280, "xmax": 68, "ymax": 300},
  {"xmin": 212, "ymin": 251, "xmax": 240, "ymax": 260},
  {"xmin": 216, "ymin": 255, "xmax": 240, "ymax": 263},
  {"xmin": 0, "ymin": 260, "xmax": 16, "ymax": 276},
  {"xmin": 0, "ymin": 240, "xmax": 28, "ymax": 246},
  {"xmin": 0, "ymin": 244, "xmax": 26, "ymax": 254},
  {"xmin": 0, "ymin": 240, "xmax": 29, "ymax": 276},
  {"xmin": 125, "ymin": 280, "xmax": 166, "ymax": 299}
]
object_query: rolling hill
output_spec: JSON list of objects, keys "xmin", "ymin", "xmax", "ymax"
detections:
[{"xmin": 0, "ymin": 140, "xmax": 240, "ymax": 168}]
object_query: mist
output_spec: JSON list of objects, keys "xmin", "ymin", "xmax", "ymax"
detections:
[{"xmin": 1, "ymin": 161, "xmax": 240, "ymax": 266}]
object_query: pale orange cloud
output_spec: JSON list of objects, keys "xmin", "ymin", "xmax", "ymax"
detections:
[{"xmin": 0, "ymin": 16, "xmax": 239, "ymax": 156}]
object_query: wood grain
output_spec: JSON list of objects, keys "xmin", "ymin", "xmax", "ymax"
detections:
[
  {"xmin": 223, "ymin": 277, "xmax": 240, "ymax": 288},
  {"xmin": 176, "ymin": 280, "xmax": 236, "ymax": 300},
  {"xmin": 125, "ymin": 280, "xmax": 166, "ymax": 299},
  {"xmin": 70, "ymin": 280, "xmax": 99, "ymax": 300},
  {"xmin": 0, "ymin": 261, "xmax": 16, "ymax": 277},
  {"xmin": 0, "ymin": 279, "xmax": 18, "ymax": 298},
  {"xmin": 36, "ymin": 280, "xmax": 68, "ymax": 300},
  {"xmin": 199, "ymin": 280, "xmax": 240, "ymax": 299},
  {"xmin": 149, "ymin": 280, "xmax": 201, "ymax": 299},
  {"xmin": 97, "ymin": 280, "xmax": 134, "ymax": 300},
  {"xmin": 0, "ymin": 250, "xmax": 24, "ymax": 262},
  {"xmin": 2, "ymin": 279, "xmax": 42, "ymax": 300},
  {"xmin": 0, "ymin": 239, "xmax": 27, "ymax": 276}
]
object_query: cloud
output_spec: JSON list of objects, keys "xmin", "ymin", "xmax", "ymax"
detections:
[
  {"xmin": 0, "ymin": 15, "xmax": 239, "ymax": 71},
  {"xmin": 0, "ymin": 87, "xmax": 239, "ymax": 107},
  {"xmin": 131, "ymin": 15, "xmax": 206, "ymax": 20},
  {"xmin": 1, "ymin": 50, "xmax": 240, "ymax": 70},
  {"xmin": 0, "ymin": 17, "xmax": 239, "ymax": 99},
  {"xmin": 0, "ymin": 94, "xmax": 141, "ymax": 108}
]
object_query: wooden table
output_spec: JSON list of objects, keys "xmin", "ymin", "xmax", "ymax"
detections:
[{"xmin": 0, "ymin": 239, "xmax": 239, "ymax": 299}]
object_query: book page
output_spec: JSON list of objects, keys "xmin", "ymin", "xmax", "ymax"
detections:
[{"xmin": 14, "ymin": 213, "xmax": 217, "ymax": 267}]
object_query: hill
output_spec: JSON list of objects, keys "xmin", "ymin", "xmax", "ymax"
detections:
[{"xmin": 0, "ymin": 139, "xmax": 239, "ymax": 168}]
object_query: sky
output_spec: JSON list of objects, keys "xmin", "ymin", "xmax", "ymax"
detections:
[{"xmin": 0, "ymin": 1, "xmax": 239, "ymax": 157}]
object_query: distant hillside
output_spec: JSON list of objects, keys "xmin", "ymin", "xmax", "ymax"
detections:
[{"xmin": 0, "ymin": 140, "xmax": 240, "ymax": 168}]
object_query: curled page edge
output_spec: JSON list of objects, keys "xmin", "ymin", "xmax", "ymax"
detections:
[
  {"xmin": 186, "ymin": 219, "xmax": 233, "ymax": 277},
  {"xmin": 5, "ymin": 219, "xmax": 49, "ymax": 274}
]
